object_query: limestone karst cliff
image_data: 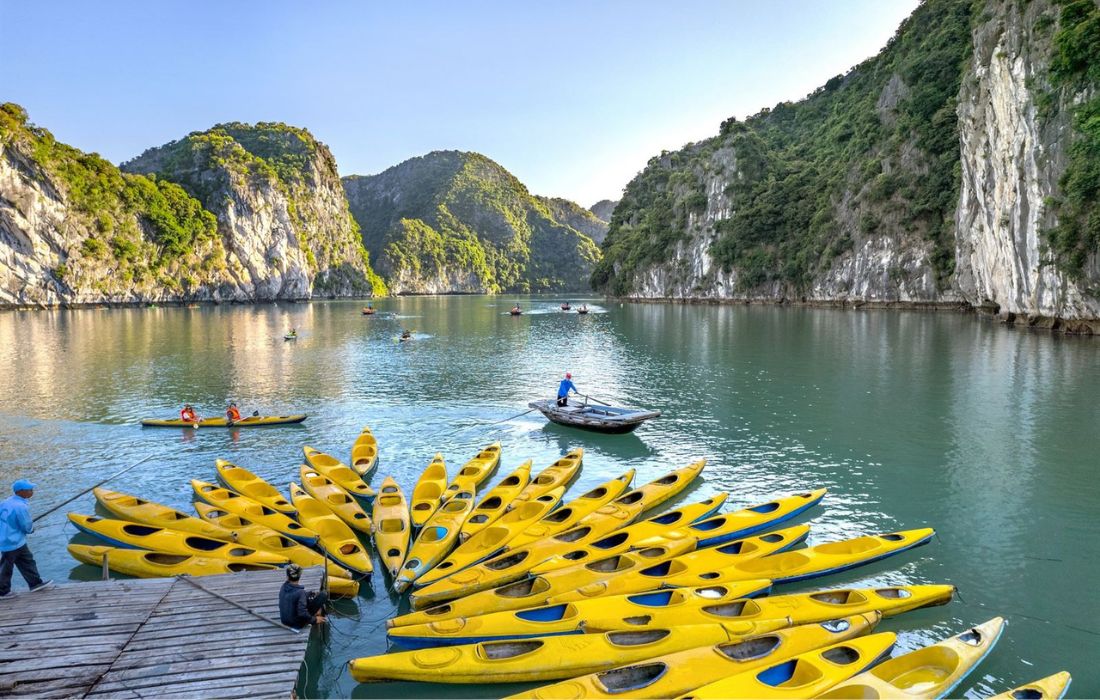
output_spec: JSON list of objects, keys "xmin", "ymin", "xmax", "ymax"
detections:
[{"xmin": 593, "ymin": 0, "xmax": 1100, "ymax": 331}]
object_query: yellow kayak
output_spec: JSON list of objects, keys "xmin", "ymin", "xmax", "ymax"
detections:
[
  {"xmin": 444, "ymin": 442, "xmax": 502, "ymax": 496},
  {"xmin": 289, "ymin": 483, "xmax": 374, "ymax": 578},
  {"xmin": 603, "ymin": 459, "xmax": 705, "ymax": 519},
  {"xmin": 141, "ymin": 414, "xmax": 307, "ymax": 427},
  {"xmin": 69, "ymin": 543, "xmax": 276, "ymax": 576},
  {"xmin": 680, "ymin": 631, "xmax": 897, "ymax": 699},
  {"xmin": 192, "ymin": 502, "xmax": 351, "ymax": 578},
  {"xmin": 69, "ymin": 543, "xmax": 359, "ymax": 596},
  {"xmin": 373, "ymin": 476, "xmax": 411, "ymax": 579},
  {"xmin": 819, "ymin": 617, "xmax": 1006, "ymax": 699},
  {"xmin": 303, "ymin": 446, "xmax": 375, "ymax": 501},
  {"xmin": 299, "ymin": 466, "xmax": 374, "ymax": 535},
  {"xmin": 989, "ymin": 672, "xmax": 1072, "ymax": 700},
  {"xmin": 699, "ymin": 528, "xmax": 936, "ymax": 586},
  {"xmin": 671, "ymin": 489, "xmax": 827, "ymax": 550},
  {"xmin": 388, "ymin": 579, "xmax": 773, "ymax": 648},
  {"xmin": 512, "ymin": 449, "xmax": 583, "ymax": 505},
  {"xmin": 583, "ymin": 584, "xmax": 956, "ymax": 633},
  {"xmin": 213, "ymin": 459, "xmax": 296, "ymax": 515},
  {"xmin": 350, "ymin": 425, "xmax": 379, "ymax": 478},
  {"xmin": 544, "ymin": 525, "xmax": 810, "ymax": 605},
  {"xmin": 521, "ymin": 613, "xmax": 881, "ymax": 700},
  {"xmin": 417, "ymin": 488, "xmax": 565, "ymax": 587},
  {"xmin": 460, "ymin": 461, "xmax": 533, "ymax": 540},
  {"xmin": 507, "ymin": 470, "xmax": 635, "ymax": 548},
  {"xmin": 354, "ymin": 623, "xmax": 760, "ymax": 684},
  {"xmin": 410, "ymin": 496, "xmax": 725, "ymax": 610},
  {"xmin": 95, "ymin": 487, "xmax": 239, "ymax": 541},
  {"xmin": 396, "ymin": 490, "xmax": 476, "ymax": 592},
  {"xmin": 410, "ymin": 454, "xmax": 449, "ymax": 527},
  {"xmin": 397, "ymin": 538, "xmax": 696, "ymax": 624},
  {"xmin": 68, "ymin": 513, "xmax": 289, "ymax": 566},
  {"xmin": 191, "ymin": 479, "xmax": 319, "ymax": 545}
]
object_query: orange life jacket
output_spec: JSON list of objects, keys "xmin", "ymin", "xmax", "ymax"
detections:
[
  {"xmin": 181, "ymin": 408, "xmax": 197, "ymax": 422},
  {"xmin": 227, "ymin": 406, "xmax": 241, "ymax": 421}
]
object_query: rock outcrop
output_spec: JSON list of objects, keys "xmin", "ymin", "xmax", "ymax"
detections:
[
  {"xmin": 589, "ymin": 199, "xmax": 617, "ymax": 226},
  {"xmin": 0, "ymin": 107, "xmax": 384, "ymax": 307},
  {"xmin": 344, "ymin": 151, "xmax": 601, "ymax": 294}
]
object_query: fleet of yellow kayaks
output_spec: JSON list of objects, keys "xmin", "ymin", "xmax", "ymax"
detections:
[
  {"xmin": 191, "ymin": 479, "xmax": 319, "ymax": 545},
  {"xmin": 532, "ymin": 493, "xmax": 729, "ymax": 574},
  {"xmin": 674, "ymin": 489, "xmax": 826, "ymax": 549},
  {"xmin": 356, "ymin": 622, "xmax": 783, "ymax": 685},
  {"xmin": 396, "ymin": 490, "xmax": 476, "ymax": 592},
  {"xmin": 289, "ymin": 483, "xmax": 374, "ymax": 578},
  {"xmin": 350, "ymin": 425, "xmax": 379, "ymax": 478},
  {"xmin": 819, "ymin": 617, "xmax": 1006, "ymax": 699},
  {"xmin": 583, "ymin": 584, "xmax": 955, "ymax": 633},
  {"xmin": 459, "ymin": 461, "xmax": 532, "ymax": 540},
  {"xmin": 512, "ymin": 449, "xmax": 583, "ymax": 505},
  {"xmin": 95, "ymin": 487, "xmax": 238, "ymax": 541},
  {"xmin": 299, "ymin": 466, "xmax": 373, "ymax": 535},
  {"xmin": 444, "ymin": 442, "xmax": 502, "ymax": 496},
  {"xmin": 387, "ymin": 579, "xmax": 773, "ymax": 649},
  {"xmin": 521, "ymin": 613, "xmax": 881, "ymax": 700},
  {"xmin": 417, "ymin": 489, "xmax": 564, "ymax": 587},
  {"xmin": 141, "ymin": 414, "xmax": 307, "ymax": 427},
  {"xmin": 373, "ymin": 476, "xmax": 411, "ymax": 579},
  {"xmin": 989, "ymin": 671, "xmax": 1072, "ymax": 700},
  {"xmin": 398, "ymin": 538, "xmax": 697, "ymax": 624},
  {"xmin": 696, "ymin": 528, "xmax": 936, "ymax": 586},
  {"xmin": 410, "ymin": 496, "xmax": 725, "ymax": 610},
  {"xmin": 192, "ymin": 502, "xmax": 351, "ymax": 578},
  {"xmin": 68, "ymin": 513, "xmax": 289, "ymax": 566},
  {"xmin": 679, "ymin": 630, "xmax": 898, "ymax": 699},
  {"xmin": 507, "ymin": 471, "xmax": 635, "ymax": 548},
  {"xmin": 543, "ymin": 525, "xmax": 810, "ymax": 604},
  {"xmin": 302, "ymin": 447, "xmax": 375, "ymax": 502},
  {"xmin": 214, "ymin": 460, "xmax": 296, "ymax": 515},
  {"xmin": 410, "ymin": 454, "xmax": 448, "ymax": 527}
]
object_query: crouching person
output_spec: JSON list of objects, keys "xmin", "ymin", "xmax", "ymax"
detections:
[{"xmin": 278, "ymin": 565, "xmax": 328, "ymax": 629}]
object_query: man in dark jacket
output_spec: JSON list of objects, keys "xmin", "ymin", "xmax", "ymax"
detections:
[{"xmin": 278, "ymin": 565, "xmax": 328, "ymax": 629}]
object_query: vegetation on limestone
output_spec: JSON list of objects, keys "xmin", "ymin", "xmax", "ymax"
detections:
[
  {"xmin": 1043, "ymin": 0, "xmax": 1100, "ymax": 279},
  {"xmin": 345, "ymin": 151, "xmax": 600, "ymax": 293}
]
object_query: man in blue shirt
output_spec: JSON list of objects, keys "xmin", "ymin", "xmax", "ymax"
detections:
[
  {"xmin": 557, "ymin": 372, "xmax": 579, "ymax": 407},
  {"xmin": 0, "ymin": 479, "xmax": 52, "ymax": 597}
]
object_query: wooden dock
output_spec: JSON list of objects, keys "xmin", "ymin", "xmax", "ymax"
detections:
[{"xmin": 0, "ymin": 567, "xmax": 325, "ymax": 699}]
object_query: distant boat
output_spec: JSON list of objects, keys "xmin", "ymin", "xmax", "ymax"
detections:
[
  {"xmin": 577, "ymin": 305, "xmax": 589, "ymax": 314},
  {"xmin": 528, "ymin": 398, "xmax": 660, "ymax": 434},
  {"xmin": 284, "ymin": 333, "xmax": 298, "ymax": 341},
  {"xmin": 362, "ymin": 307, "xmax": 376, "ymax": 316},
  {"xmin": 510, "ymin": 307, "xmax": 522, "ymax": 316},
  {"xmin": 560, "ymin": 302, "xmax": 571, "ymax": 311}
]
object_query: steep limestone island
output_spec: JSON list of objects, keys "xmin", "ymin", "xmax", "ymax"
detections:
[
  {"xmin": 592, "ymin": 0, "xmax": 1100, "ymax": 333},
  {"xmin": 0, "ymin": 111, "xmax": 385, "ymax": 307},
  {"xmin": 343, "ymin": 151, "xmax": 604, "ymax": 294}
]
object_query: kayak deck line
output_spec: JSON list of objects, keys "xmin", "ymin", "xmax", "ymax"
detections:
[{"xmin": 3, "ymin": 567, "xmax": 322, "ymax": 698}]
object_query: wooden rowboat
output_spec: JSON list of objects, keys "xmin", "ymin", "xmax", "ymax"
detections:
[{"xmin": 528, "ymin": 398, "xmax": 660, "ymax": 434}]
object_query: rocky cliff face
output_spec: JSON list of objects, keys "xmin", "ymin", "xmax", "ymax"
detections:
[
  {"xmin": 954, "ymin": 0, "xmax": 1100, "ymax": 327},
  {"xmin": 344, "ymin": 151, "xmax": 601, "ymax": 294},
  {"xmin": 589, "ymin": 199, "xmax": 617, "ymax": 225},
  {"xmin": 593, "ymin": 0, "xmax": 1100, "ymax": 330},
  {"xmin": 0, "ymin": 108, "xmax": 383, "ymax": 307}
]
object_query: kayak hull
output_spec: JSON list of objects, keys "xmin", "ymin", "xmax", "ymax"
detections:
[{"xmin": 141, "ymin": 414, "xmax": 306, "ymax": 428}]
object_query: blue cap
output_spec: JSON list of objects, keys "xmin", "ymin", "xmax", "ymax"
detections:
[{"xmin": 12, "ymin": 479, "xmax": 35, "ymax": 493}]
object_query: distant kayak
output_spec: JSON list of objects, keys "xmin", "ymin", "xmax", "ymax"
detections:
[
  {"xmin": 362, "ymin": 308, "xmax": 376, "ymax": 315},
  {"xmin": 560, "ymin": 303, "xmax": 571, "ymax": 310},
  {"xmin": 577, "ymin": 307, "xmax": 589, "ymax": 314},
  {"xmin": 141, "ymin": 414, "xmax": 307, "ymax": 428},
  {"xmin": 284, "ymin": 333, "xmax": 298, "ymax": 341},
  {"xmin": 510, "ymin": 310, "xmax": 522, "ymax": 316}
]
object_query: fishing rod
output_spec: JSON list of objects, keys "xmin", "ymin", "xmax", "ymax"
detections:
[{"xmin": 33, "ymin": 447, "xmax": 178, "ymax": 523}]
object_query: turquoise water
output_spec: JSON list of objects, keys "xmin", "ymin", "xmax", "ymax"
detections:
[{"xmin": 0, "ymin": 297, "xmax": 1097, "ymax": 698}]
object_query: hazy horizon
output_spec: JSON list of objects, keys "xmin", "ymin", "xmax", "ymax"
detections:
[{"xmin": 1, "ymin": 0, "xmax": 919, "ymax": 207}]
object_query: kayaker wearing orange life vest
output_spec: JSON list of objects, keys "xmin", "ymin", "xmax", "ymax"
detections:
[
  {"xmin": 180, "ymin": 405, "xmax": 199, "ymax": 423},
  {"xmin": 226, "ymin": 402, "xmax": 242, "ymax": 425}
]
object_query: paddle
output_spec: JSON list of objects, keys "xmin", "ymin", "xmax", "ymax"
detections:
[{"xmin": 584, "ymin": 394, "xmax": 614, "ymax": 407}]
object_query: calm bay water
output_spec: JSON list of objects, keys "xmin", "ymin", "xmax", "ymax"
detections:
[{"xmin": 0, "ymin": 296, "xmax": 1097, "ymax": 698}]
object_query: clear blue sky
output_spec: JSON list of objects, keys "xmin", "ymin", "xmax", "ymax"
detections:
[{"xmin": 1, "ymin": 0, "xmax": 919, "ymax": 206}]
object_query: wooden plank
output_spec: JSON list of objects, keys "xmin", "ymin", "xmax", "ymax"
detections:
[
  {"xmin": 127, "ymin": 676, "xmax": 300, "ymax": 699},
  {"xmin": 0, "ymin": 610, "xmax": 152, "ymax": 630},
  {"xmin": 87, "ymin": 656, "xmax": 305, "ymax": 693},
  {"xmin": 107, "ymin": 638, "xmax": 306, "ymax": 671},
  {"xmin": 1, "ymin": 651, "xmax": 125, "ymax": 673}
]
